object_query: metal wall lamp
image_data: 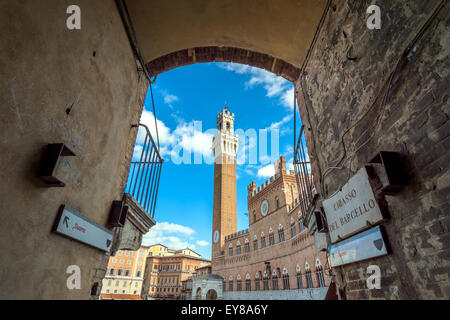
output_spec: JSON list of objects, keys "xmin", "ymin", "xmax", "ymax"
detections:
[{"xmin": 37, "ymin": 143, "xmax": 75, "ymax": 187}]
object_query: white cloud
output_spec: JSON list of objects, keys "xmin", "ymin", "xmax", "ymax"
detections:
[
  {"xmin": 148, "ymin": 222, "xmax": 195, "ymax": 236},
  {"xmin": 257, "ymin": 164, "xmax": 275, "ymax": 178},
  {"xmin": 172, "ymin": 122, "xmax": 215, "ymax": 156},
  {"xmin": 281, "ymin": 87, "xmax": 295, "ymax": 110},
  {"xmin": 219, "ymin": 63, "xmax": 252, "ymax": 74},
  {"xmin": 163, "ymin": 93, "xmax": 179, "ymax": 104},
  {"xmin": 142, "ymin": 222, "xmax": 198, "ymax": 250},
  {"xmin": 286, "ymin": 157, "xmax": 294, "ymax": 171},
  {"xmin": 196, "ymin": 240, "xmax": 210, "ymax": 247},
  {"xmin": 134, "ymin": 110, "xmax": 216, "ymax": 162},
  {"xmin": 137, "ymin": 110, "xmax": 174, "ymax": 149},
  {"xmin": 218, "ymin": 62, "xmax": 293, "ymax": 109},
  {"xmin": 264, "ymin": 114, "xmax": 293, "ymax": 131}
]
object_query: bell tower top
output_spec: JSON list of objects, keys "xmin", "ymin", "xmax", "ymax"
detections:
[
  {"xmin": 216, "ymin": 107, "xmax": 235, "ymax": 134},
  {"xmin": 212, "ymin": 106, "xmax": 239, "ymax": 162}
]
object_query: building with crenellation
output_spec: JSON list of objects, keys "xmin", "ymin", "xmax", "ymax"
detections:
[{"xmin": 197, "ymin": 107, "xmax": 332, "ymax": 300}]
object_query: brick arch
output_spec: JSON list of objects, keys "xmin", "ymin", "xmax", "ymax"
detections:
[{"xmin": 146, "ymin": 47, "xmax": 300, "ymax": 82}]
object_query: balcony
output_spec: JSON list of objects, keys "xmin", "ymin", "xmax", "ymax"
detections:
[{"xmin": 110, "ymin": 124, "xmax": 162, "ymax": 253}]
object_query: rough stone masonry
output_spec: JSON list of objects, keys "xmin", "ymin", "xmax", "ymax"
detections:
[{"xmin": 297, "ymin": 0, "xmax": 449, "ymax": 299}]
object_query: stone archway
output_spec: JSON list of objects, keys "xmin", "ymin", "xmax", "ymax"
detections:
[
  {"xmin": 206, "ymin": 289, "xmax": 218, "ymax": 300},
  {"xmin": 146, "ymin": 46, "xmax": 300, "ymax": 82},
  {"xmin": 195, "ymin": 287, "xmax": 202, "ymax": 300}
]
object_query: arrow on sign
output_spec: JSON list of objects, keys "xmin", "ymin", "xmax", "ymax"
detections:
[{"xmin": 63, "ymin": 216, "xmax": 70, "ymax": 228}]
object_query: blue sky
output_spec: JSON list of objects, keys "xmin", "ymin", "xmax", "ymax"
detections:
[{"xmin": 138, "ymin": 62, "xmax": 297, "ymax": 259}]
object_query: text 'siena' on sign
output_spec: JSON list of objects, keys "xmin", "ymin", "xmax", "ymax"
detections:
[
  {"xmin": 53, "ymin": 205, "xmax": 114, "ymax": 252},
  {"xmin": 323, "ymin": 167, "xmax": 384, "ymax": 243}
]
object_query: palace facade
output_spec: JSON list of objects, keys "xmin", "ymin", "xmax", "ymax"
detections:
[{"xmin": 208, "ymin": 108, "xmax": 332, "ymax": 299}]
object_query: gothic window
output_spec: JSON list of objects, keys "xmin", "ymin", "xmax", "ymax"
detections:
[
  {"xmin": 236, "ymin": 246, "xmax": 241, "ymax": 256},
  {"xmin": 223, "ymin": 281, "xmax": 226, "ymax": 292},
  {"xmin": 229, "ymin": 281, "xmax": 233, "ymax": 291},
  {"xmin": 244, "ymin": 243, "xmax": 250, "ymax": 253},
  {"xmin": 316, "ymin": 267, "xmax": 325, "ymax": 287},
  {"xmin": 272, "ymin": 277, "xmax": 279, "ymax": 290},
  {"xmin": 125, "ymin": 269, "xmax": 130, "ymax": 276},
  {"xmin": 278, "ymin": 230, "xmax": 285, "ymax": 242},
  {"xmin": 255, "ymin": 279, "xmax": 260, "ymax": 291},
  {"xmin": 282, "ymin": 275, "xmax": 290, "ymax": 290},
  {"xmin": 109, "ymin": 268, "xmax": 115, "ymax": 275},
  {"xmin": 291, "ymin": 224, "xmax": 296, "ymax": 238},
  {"xmin": 229, "ymin": 247, "xmax": 233, "ymax": 256},
  {"xmin": 305, "ymin": 271, "xmax": 313, "ymax": 288},
  {"xmin": 261, "ymin": 237, "xmax": 266, "ymax": 248},
  {"xmin": 253, "ymin": 239, "xmax": 258, "ymax": 251},
  {"xmin": 269, "ymin": 233, "xmax": 275, "ymax": 246},
  {"xmin": 237, "ymin": 280, "xmax": 242, "ymax": 291},
  {"xmin": 297, "ymin": 273, "xmax": 303, "ymax": 289},
  {"xmin": 117, "ymin": 268, "xmax": 123, "ymax": 276},
  {"xmin": 226, "ymin": 122, "xmax": 230, "ymax": 131},
  {"xmin": 263, "ymin": 278, "xmax": 269, "ymax": 290},
  {"xmin": 299, "ymin": 219, "xmax": 305, "ymax": 232},
  {"xmin": 246, "ymin": 279, "xmax": 251, "ymax": 291}
]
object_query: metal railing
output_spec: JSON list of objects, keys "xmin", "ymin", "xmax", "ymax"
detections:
[
  {"xmin": 125, "ymin": 123, "xmax": 163, "ymax": 219},
  {"xmin": 293, "ymin": 88, "xmax": 314, "ymax": 215},
  {"xmin": 293, "ymin": 125, "xmax": 314, "ymax": 215}
]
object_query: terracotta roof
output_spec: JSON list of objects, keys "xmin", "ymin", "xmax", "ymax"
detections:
[{"xmin": 101, "ymin": 294, "xmax": 142, "ymax": 300}]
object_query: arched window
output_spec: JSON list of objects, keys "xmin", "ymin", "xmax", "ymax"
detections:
[
  {"xmin": 296, "ymin": 271, "xmax": 303, "ymax": 289},
  {"xmin": 305, "ymin": 262, "xmax": 313, "ymax": 288},
  {"xmin": 237, "ymin": 274, "xmax": 242, "ymax": 291},
  {"xmin": 316, "ymin": 258, "xmax": 325, "ymax": 287},
  {"xmin": 268, "ymin": 228, "xmax": 275, "ymax": 246},
  {"xmin": 291, "ymin": 222, "xmax": 296, "ymax": 238},
  {"xmin": 255, "ymin": 271, "xmax": 261, "ymax": 291},
  {"xmin": 299, "ymin": 219, "xmax": 305, "ymax": 233},
  {"xmin": 282, "ymin": 275, "xmax": 290, "ymax": 290},
  {"xmin": 263, "ymin": 273, "xmax": 269, "ymax": 291},
  {"xmin": 278, "ymin": 225, "xmax": 285, "ymax": 242},
  {"xmin": 272, "ymin": 269, "xmax": 279, "ymax": 290},
  {"xmin": 245, "ymin": 274, "xmax": 251, "ymax": 291}
]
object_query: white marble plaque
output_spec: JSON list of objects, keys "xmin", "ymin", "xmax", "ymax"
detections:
[{"xmin": 323, "ymin": 167, "xmax": 383, "ymax": 243}]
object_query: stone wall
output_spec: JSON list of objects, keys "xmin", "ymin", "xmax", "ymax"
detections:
[
  {"xmin": 0, "ymin": 0, "xmax": 146, "ymax": 299},
  {"xmin": 298, "ymin": 0, "xmax": 449, "ymax": 299},
  {"xmin": 223, "ymin": 287, "xmax": 328, "ymax": 300}
]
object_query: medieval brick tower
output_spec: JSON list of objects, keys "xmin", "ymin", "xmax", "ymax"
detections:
[{"xmin": 211, "ymin": 107, "xmax": 239, "ymax": 259}]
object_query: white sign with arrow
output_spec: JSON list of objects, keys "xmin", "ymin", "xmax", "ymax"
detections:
[{"xmin": 53, "ymin": 205, "xmax": 114, "ymax": 252}]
